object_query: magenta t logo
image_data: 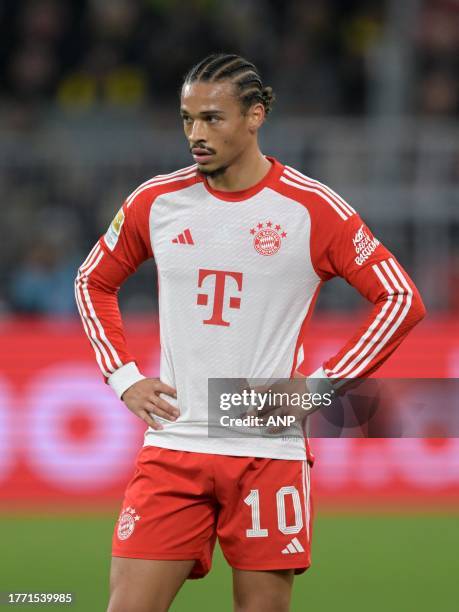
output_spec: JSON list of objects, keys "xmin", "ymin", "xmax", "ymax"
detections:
[{"xmin": 197, "ymin": 269, "xmax": 243, "ymax": 326}]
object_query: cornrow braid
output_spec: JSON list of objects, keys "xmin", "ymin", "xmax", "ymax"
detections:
[{"xmin": 183, "ymin": 53, "xmax": 275, "ymax": 116}]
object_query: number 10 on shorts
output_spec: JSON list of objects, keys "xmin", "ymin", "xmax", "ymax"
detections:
[{"xmin": 244, "ymin": 487, "xmax": 303, "ymax": 537}]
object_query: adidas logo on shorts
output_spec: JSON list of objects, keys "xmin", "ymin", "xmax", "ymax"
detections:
[{"xmin": 281, "ymin": 537, "xmax": 305, "ymax": 554}]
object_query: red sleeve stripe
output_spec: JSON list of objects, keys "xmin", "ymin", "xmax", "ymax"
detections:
[
  {"xmin": 280, "ymin": 174, "xmax": 350, "ymax": 221},
  {"xmin": 326, "ymin": 258, "xmax": 413, "ymax": 379},
  {"xmin": 75, "ymin": 244, "xmax": 123, "ymax": 374},
  {"xmin": 125, "ymin": 169, "xmax": 197, "ymax": 208},
  {"xmin": 284, "ymin": 166, "xmax": 356, "ymax": 216}
]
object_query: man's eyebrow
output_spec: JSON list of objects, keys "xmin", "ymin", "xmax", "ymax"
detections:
[
  {"xmin": 180, "ymin": 108, "xmax": 225, "ymax": 116},
  {"xmin": 199, "ymin": 109, "xmax": 225, "ymax": 115}
]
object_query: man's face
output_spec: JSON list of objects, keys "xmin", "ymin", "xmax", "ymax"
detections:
[{"xmin": 180, "ymin": 80, "xmax": 254, "ymax": 177}]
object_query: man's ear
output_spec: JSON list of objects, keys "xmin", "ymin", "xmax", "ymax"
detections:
[{"xmin": 247, "ymin": 103, "xmax": 265, "ymax": 133}]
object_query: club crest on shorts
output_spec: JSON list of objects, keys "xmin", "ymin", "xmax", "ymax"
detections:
[
  {"xmin": 250, "ymin": 221, "xmax": 287, "ymax": 256},
  {"xmin": 117, "ymin": 506, "xmax": 141, "ymax": 540}
]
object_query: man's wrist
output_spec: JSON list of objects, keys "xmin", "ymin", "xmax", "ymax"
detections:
[
  {"xmin": 305, "ymin": 366, "xmax": 335, "ymax": 396},
  {"xmin": 108, "ymin": 362, "xmax": 146, "ymax": 400}
]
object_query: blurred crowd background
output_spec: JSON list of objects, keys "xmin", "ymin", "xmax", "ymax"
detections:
[
  {"xmin": 1, "ymin": 7, "xmax": 458, "ymax": 607},
  {"xmin": 0, "ymin": 0, "xmax": 457, "ymax": 316}
]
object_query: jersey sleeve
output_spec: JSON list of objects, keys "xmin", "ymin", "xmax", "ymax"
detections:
[
  {"xmin": 298, "ymin": 196, "xmax": 426, "ymax": 389},
  {"xmin": 74, "ymin": 190, "xmax": 153, "ymax": 399}
]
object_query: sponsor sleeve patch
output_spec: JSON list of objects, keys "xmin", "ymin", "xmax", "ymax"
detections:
[
  {"xmin": 352, "ymin": 223, "xmax": 380, "ymax": 266},
  {"xmin": 104, "ymin": 207, "xmax": 125, "ymax": 250}
]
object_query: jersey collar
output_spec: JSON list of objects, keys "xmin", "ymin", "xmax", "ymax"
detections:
[{"xmin": 198, "ymin": 156, "xmax": 284, "ymax": 202}]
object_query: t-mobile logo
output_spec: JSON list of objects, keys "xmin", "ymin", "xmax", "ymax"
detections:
[{"xmin": 196, "ymin": 269, "xmax": 243, "ymax": 326}]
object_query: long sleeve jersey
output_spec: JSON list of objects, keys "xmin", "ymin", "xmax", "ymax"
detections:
[{"xmin": 75, "ymin": 157, "xmax": 426, "ymax": 460}]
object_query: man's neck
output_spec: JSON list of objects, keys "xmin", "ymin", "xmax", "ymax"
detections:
[{"xmin": 205, "ymin": 148, "xmax": 272, "ymax": 192}]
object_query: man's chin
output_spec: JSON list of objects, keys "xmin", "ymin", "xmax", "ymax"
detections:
[
  {"xmin": 196, "ymin": 161, "xmax": 216, "ymax": 174},
  {"xmin": 197, "ymin": 162, "xmax": 228, "ymax": 179}
]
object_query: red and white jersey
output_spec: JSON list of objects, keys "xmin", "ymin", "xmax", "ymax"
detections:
[{"xmin": 75, "ymin": 157, "xmax": 425, "ymax": 460}]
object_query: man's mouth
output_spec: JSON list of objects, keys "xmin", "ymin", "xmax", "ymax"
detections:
[{"xmin": 191, "ymin": 147, "xmax": 215, "ymax": 164}]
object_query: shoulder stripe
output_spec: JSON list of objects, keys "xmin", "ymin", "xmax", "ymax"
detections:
[
  {"xmin": 279, "ymin": 175, "xmax": 349, "ymax": 221},
  {"xmin": 127, "ymin": 165, "xmax": 197, "ymax": 202},
  {"xmin": 154, "ymin": 163, "xmax": 197, "ymax": 179},
  {"xmin": 126, "ymin": 170, "xmax": 197, "ymax": 208},
  {"xmin": 284, "ymin": 167, "xmax": 356, "ymax": 216}
]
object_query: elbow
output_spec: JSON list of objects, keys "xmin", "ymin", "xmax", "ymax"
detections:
[
  {"xmin": 410, "ymin": 291, "xmax": 427, "ymax": 326},
  {"xmin": 417, "ymin": 299, "xmax": 427, "ymax": 323},
  {"xmin": 74, "ymin": 264, "xmax": 84, "ymax": 310},
  {"xmin": 74, "ymin": 262, "xmax": 83, "ymax": 290},
  {"xmin": 74, "ymin": 258, "xmax": 89, "ymax": 304}
]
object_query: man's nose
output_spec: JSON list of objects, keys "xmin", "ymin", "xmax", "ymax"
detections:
[{"xmin": 190, "ymin": 120, "xmax": 207, "ymax": 144}]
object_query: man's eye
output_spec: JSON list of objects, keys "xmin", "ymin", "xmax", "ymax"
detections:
[
  {"xmin": 206, "ymin": 116, "xmax": 219, "ymax": 123},
  {"xmin": 182, "ymin": 116, "xmax": 192, "ymax": 124}
]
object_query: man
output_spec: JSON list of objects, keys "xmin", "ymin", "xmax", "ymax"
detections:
[{"xmin": 75, "ymin": 53, "xmax": 425, "ymax": 612}]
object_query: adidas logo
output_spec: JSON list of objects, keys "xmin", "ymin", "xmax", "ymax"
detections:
[
  {"xmin": 281, "ymin": 537, "xmax": 305, "ymax": 554},
  {"xmin": 172, "ymin": 228, "xmax": 194, "ymax": 245}
]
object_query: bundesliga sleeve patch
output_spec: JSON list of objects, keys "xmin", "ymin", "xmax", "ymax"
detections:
[{"xmin": 104, "ymin": 207, "xmax": 125, "ymax": 251}]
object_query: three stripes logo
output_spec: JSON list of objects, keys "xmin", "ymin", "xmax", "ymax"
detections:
[
  {"xmin": 172, "ymin": 228, "xmax": 194, "ymax": 245},
  {"xmin": 281, "ymin": 537, "xmax": 305, "ymax": 555}
]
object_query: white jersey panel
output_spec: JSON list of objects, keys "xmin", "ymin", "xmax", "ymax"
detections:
[{"xmin": 146, "ymin": 182, "xmax": 320, "ymax": 459}]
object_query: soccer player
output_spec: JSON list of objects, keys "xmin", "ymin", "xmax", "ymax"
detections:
[{"xmin": 75, "ymin": 53, "xmax": 426, "ymax": 612}]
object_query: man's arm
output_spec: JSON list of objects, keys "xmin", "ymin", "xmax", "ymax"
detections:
[
  {"xmin": 296, "ymin": 207, "xmax": 426, "ymax": 391},
  {"xmin": 74, "ymin": 192, "xmax": 178, "ymax": 429}
]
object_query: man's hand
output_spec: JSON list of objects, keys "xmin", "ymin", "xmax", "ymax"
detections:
[
  {"xmin": 121, "ymin": 378, "xmax": 178, "ymax": 431},
  {"xmin": 243, "ymin": 372, "xmax": 311, "ymax": 434}
]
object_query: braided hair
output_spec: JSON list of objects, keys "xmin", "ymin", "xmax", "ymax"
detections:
[{"xmin": 183, "ymin": 53, "xmax": 275, "ymax": 116}]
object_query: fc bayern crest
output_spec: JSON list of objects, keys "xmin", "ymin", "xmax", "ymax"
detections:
[
  {"xmin": 117, "ymin": 506, "xmax": 141, "ymax": 540},
  {"xmin": 250, "ymin": 221, "xmax": 287, "ymax": 256}
]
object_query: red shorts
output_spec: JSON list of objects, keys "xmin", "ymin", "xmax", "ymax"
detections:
[{"xmin": 112, "ymin": 445, "xmax": 314, "ymax": 579}]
